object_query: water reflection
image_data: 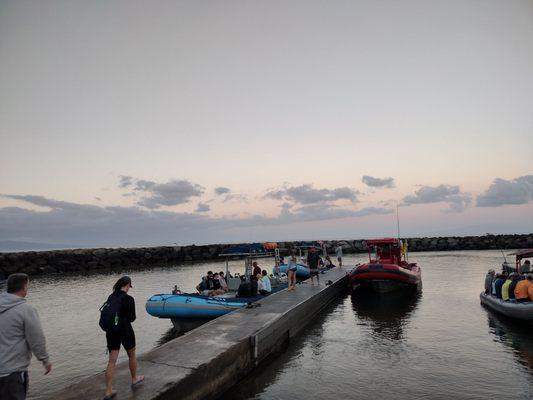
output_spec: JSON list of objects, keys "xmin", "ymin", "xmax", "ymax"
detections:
[
  {"xmin": 156, "ymin": 327, "xmax": 181, "ymax": 346},
  {"xmin": 487, "ymin": 312, "xmax": 533, "ymax": 372},
  {"xmin": 351, "ymin": 291, "xmax": 420, "ymax": 341}
]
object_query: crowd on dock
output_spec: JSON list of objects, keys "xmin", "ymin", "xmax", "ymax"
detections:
[{"xmin": 484, "ymin": 260, "xmax": 533, "ymax": 302}]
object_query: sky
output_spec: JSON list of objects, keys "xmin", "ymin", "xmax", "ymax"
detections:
[{"xmin": 0, "ymin": 0, "xmax": 532, "ymax": 248}]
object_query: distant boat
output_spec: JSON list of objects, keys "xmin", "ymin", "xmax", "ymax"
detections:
[
  {"xmin": 480, "ymin": 248, "xmax": 533, "ymax": 322},
  {"xmin": 349, "ymin": 238, "xmax": 422, "ymax": 294}
]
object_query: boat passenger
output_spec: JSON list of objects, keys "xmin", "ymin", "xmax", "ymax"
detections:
[
  {"xmin": 522, "ymin": 260, "xmax": 531, "ymax": 274},
  {"xmin": 287, "ymin": 253, "xmax": 297, "ymax": 291},
  {"xmin": 259, "ymin": 270, "xmax": 271, "ymax": 295},
  {"xmin": 324, "ymin": 255, "xmax": 335, "ymax": 269},
  {"xmin": 501, "ymin": 275, "xmax": 513, "ymax": 301},
  {"xmin": 493, "ymin": 273, "xmax": 507, "ymax": 299},
  {"xmin": 217, "ymin": 271, "xmax": 228, "ymax": 291},
  {"xmin": 508, "ymin": 273, "xmax": 521, "ymax": 301},
  {"xmin": 307, "ymin": 247, "xmax": 320, "ymax": 286},
  {"xmin": 237, "ymin": 276, "xmax": 252, "ymax": 298},
  {"xmin": 250, "ymin": 274, "xmax": 259, "ymax": 296},
  {"xmin": 196, "ymin": 277, "xmax": 209, "ymax": 295},
  {"xmin": 484, "ymin": 269, "xmax": 495, "ymax": 295},
  {"xmin": 252, "ymin": 262, "xmax": 262, "ymax": 277},
  {"xmin": 273, "ymin": 264, "xmax": 281, "ymax": 277},
  {"xmin": 514, "ymin": 274, "xmax": 533, "ymax": 303}
]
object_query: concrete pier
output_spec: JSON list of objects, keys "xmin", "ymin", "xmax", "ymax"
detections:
[{"xmin": 50, "ymin": 268, "xmax": 348, "ymax": 400}]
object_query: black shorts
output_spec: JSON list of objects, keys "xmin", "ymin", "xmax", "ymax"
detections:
[
  {"xmin": 310, "ymin": 269, "xmax": 319, "ymax": 276},
  {"xmin": 106, "ymin": 328, "xmax": 136, "ymax": 351},
  {"xmin": 0, "ymin": 371, "xmax": 28, "ymax": 400}
]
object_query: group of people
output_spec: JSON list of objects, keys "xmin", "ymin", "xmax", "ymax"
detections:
[
  {"xmin": 195, "ymin": 270, "xmax": 228, "ymax": 296},
  {"xmin": 237, "ymin": 263, "xmax": 272, "ymax": 297},
  {"xmin": 484, "ymin": 263, "xmax": 533, "ymax": 303},
  {"xmin": 0, "ymin": 273, "xmax": 142, "ymax": 400}
]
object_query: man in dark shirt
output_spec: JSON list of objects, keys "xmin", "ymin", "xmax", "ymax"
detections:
[
  {"xmin": 252, "ymin": 262, "xmax": 262, "ymax": 277},
  {"xmin": 307, "ymin": 247, "xmax": 320, "ymax": 286},
  {"xmin": 237, "ymin": 276, "xmax": 252, "ymax": 298},
  {"xmin": 493, "ymin": 273, "xmax": 507, "ymax": 299}
]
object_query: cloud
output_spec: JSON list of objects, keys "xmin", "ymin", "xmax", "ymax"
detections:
[
  {"xmin": 0, "ymin": 194, "xmax": 391, "ymax": 247},
  {"xmin": 117, "ymin": 177, "xmax": 204, "ymax": 209},
  {"xmin": 118, "ymin": 176, "xmax": 133, "ymax": 188},
  {"xmin": 476, "ymin": 175, "xmax": 533, "ymax": 207},
  {"xmin": 265, "ymin": 184, "xmax": 359, "ymax": 204},
  {"xmin": 195, "ymin": 202, "xmax": 210, "ymax": 212},
  {"xmin": 362, "ymin": 176, "xmax": 395, "ymax": 188},
  {"xmin": 402, "ymin": 184, "xmax": 472, "ymax": 212},
  {"xmin": 214, "ymin": 187, "xmax": 230, "ymax": 195}
]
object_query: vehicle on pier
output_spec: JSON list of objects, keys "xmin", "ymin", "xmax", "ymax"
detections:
[{"xmin": 349, "ymin": 238, "xmax": 422, "ymax": 294}]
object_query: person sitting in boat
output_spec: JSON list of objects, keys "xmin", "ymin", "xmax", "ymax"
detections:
[
  {"xmin": 249, "ymin": 274, "xmax": 259, "ymax": 296},
  {"xmin": 484, "ymin": 269, "xmax": 495, "ymax": 295},
  {"xmin": 522, "ymin": 260, "xmax": 531, "ymax": 274},
  {"xmin": 259, "ymin": 270, "xmax": 271, "ymax": 295},
  {"xmin": 273, "ymin": 264, "xmax": 281, "ymax": 277},
  {"xmin": 252, "ymin": 262, "xmax": 262, "ymax": 277},
  {"xmin": 324, "ymin": 255, "xmax": 335, "ymax": 269},
  {"xmin": 508, "ymin": 273, "xmax": 521, "ymax": 301},
  {"xmin": 492, "ymin": 272, "xmax": 507, "ymax": 298},
  {"xmin": 237, "ymin": 275, "xmax": 252, "ymax": 298},
  {"xmin": 514, "ymin": 273, "xmax": 533, "ymax": 303},
  {"xmin": 501, "ymin": 274, "xmax": 513, "ymax": 301},
  {"xmin": 217, "ymin": 271, "xmax": 228, "ymax": 291}
]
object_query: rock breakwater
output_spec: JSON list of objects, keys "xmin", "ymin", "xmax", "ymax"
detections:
[{"xmin": 0, "ymin": 234, "xmax": 531, "ymax": 278}]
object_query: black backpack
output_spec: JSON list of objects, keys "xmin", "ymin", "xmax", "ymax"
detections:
[{"xmin": 99, "ymin": 293, "xmax": 124, "ymax": 333}]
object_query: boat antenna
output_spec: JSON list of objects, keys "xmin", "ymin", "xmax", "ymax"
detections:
[
  {"xmin": 396, "ymin": 202, "xmax": 401, "ymax": 240},
  {"xmin": 500, "ymin": 249, "xmax": 507, "ymax": 263}
]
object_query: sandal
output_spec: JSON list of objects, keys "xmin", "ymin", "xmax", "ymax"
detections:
[
  {"xmin": 103, "ymin": 391, "xmax": 117, "ymax": 400},
  {"xmin": 131, "ymin": 375, "xmax": 145, "ymax": 388}
]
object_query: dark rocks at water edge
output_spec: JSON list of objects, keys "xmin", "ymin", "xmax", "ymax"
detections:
[{"xmin": 0, "ymin": 234, "xmax": 532, "ymax": 278}]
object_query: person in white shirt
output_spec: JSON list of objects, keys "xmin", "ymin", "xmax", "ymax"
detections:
[{"xmin": 259, "ymin": 270, "xmax": 271, "ymax": 295}]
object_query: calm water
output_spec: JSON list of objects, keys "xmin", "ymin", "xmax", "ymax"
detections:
[{"xmin": 1, "ymin": 251, "xmax": 532, "ymax": 399}]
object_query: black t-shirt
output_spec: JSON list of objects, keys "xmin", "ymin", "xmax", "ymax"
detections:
[
  {"xmin": 307, "ymin": 252, "xmax": 320, "ymax": 269},
  {"xmin": 111, "ymin": 292, "xmax": 136, "ymax": 332},
  {"xmin": 237, "ymin": 282, "xmax": 252, "ymax": 297}
]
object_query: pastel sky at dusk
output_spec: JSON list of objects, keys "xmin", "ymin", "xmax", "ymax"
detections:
[{"xmin": 1, "ymin": 0, "xmax": 532, "ymax": 247}]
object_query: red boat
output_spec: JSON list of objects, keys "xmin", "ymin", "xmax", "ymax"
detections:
[{"xmin": 349, "ymin": 238, "xmax": 422, "ymax": 294}]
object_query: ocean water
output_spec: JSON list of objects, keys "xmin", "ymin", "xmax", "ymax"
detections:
[{"xmin": 2, "ymin": 251, "xmax": 531, "ymax": 399}]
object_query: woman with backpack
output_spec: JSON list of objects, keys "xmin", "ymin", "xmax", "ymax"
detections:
[{"xmin": 101, "ymin": 276, "xmax": 144, "ymax": 399}]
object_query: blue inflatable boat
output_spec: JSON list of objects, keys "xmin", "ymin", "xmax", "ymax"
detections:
[
  {"xmin": 278, "ymin": 263, "xmax": 311, "ymax": 279},
  {"xmin": 146, "ymin": 293, "xmax": 251, "ymax": 319}
]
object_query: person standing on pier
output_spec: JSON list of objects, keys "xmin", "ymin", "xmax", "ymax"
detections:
[
  {"xmin": 101, "ymin": 276, "xmax": 144, "ymax": 399},
  {"xmin": 335, "ymin": 245, "xmax": 343, "ymax": 267},
  {"xmin": 307, "ymin": 247, "xmax": 320, "ymax": 286},
  {"xmin": 0, "ymin": 273, "xmax": 51, "ymax": 400}
]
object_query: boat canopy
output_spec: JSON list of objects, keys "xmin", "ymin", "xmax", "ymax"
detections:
[
  {"xmin": 507, "ymin": 249, "xmax": 533, "ymax": 260},
  {"xmin": 221, "ymin": 243, "xmax": 267, "ymax": 255}
]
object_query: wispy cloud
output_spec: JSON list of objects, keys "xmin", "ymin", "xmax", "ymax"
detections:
[
  {"xmin": 265, "ymin": 184, "xmax": 359, "ymax": 204},
  {"xmin": 0, "ymin": 194, "xmax": 391, "ymax": 246},
  {"xmin": 402, "ymin": 184, "xmax": 471, "ymax": 212},
  {"xmin": 214, "ymin": 187, "xmax": 230, "ymax": 195},
  {"xmin": 195, "ymin": 202, "xmax": 210, "ymax": 212},
  {"xmin": 362, "ymin": 176, "xmax": 395, "ymax": 188},
  {"xmin": 476, "ymin": 175, "xmax": 533, "ymax": 207},
  {"xmin": 117, "ymin": 177, "xmax": 204, "ymax": 209}
]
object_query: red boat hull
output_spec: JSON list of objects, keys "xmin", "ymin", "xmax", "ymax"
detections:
[{"xmin": 350, "ymin": 263, "xmax": 422, "ymax": 293}]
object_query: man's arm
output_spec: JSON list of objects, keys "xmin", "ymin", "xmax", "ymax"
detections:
[{"xmin": 24, "ymin": 305, "xmax": 51, "ymax": 373}]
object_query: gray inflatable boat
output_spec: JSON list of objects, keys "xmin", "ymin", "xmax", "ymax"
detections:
[{"xmin": 480, "ymin": 292, "xmax": 533, "ymax": 321}]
